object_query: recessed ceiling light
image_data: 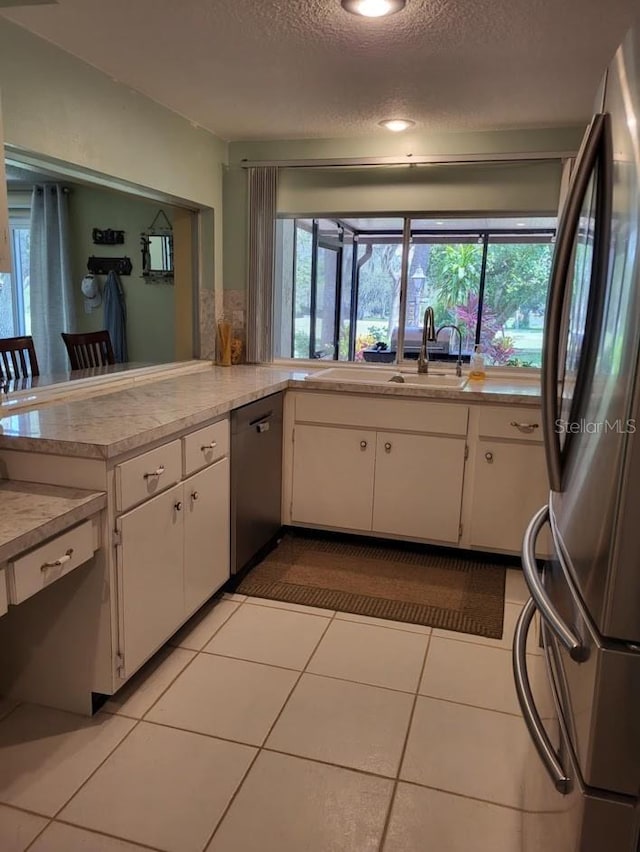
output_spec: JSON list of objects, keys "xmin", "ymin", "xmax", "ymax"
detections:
[
  {"xmin": 341, "ymin": 0, "xmax": 406, "ymax": 18},
  {"xmin": 516, "ymin": 222, "xmax": 526, "ymax": 227},
  {"xmin": 379, "ymin": 119, "xmax": 416, "ymax": 132}
]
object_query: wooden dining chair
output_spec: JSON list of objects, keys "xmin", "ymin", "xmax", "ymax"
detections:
[
  {"xmin": 61, "ymin": 330, "xmax": 116, "ymax": 370},
  {"xmin": 0, "ymin": 335, "xmax": 40, "ymax": 381}
]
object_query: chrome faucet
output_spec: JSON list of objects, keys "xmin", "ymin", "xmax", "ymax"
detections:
[
  {"xmin": 417, "ymin": 307, "xmax": 436, "ymax": 374},
  {"xmin": 436, "ymin": 324, "xmax": 464, "ymax": 377}
]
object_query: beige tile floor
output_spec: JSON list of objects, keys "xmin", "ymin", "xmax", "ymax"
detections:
[{"xmin": 0, "ymin": 569, "xmax": 551, "ymax": 852}]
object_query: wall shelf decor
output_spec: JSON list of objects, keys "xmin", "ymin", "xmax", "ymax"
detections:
[
  {"xmin": 87, "ymin": 256, "xmax": 133, "ymax": 276},
  {"xmin": 92, "ymin": 228, "xmax": 125, "ymax": 245}
]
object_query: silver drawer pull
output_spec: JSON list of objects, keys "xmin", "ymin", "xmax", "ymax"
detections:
[
  {"xmin": 41, "ymin": 548, "xmax": 74, "ymax": 571},
  {"xmin": 191, "ymin": 491, "xmax": 199, "ymax": 501},
  {"xmin": 144, "ymin": 465, "xmax": 165, "ymax": 479},
  {"xmin": 510, "ymin": 421, "xmax": 539, "ymax": 433},
  {"xmin": 384, "ymin": 442, "xmax": 392, "ymax": 453},
  {"xmin": 201, "ymin": 441, "xmax": 217, "ymax": 451},
  {"xmin": 360, "ymin": 440, "xmax": 367, "ymax": 449},
  {"xmin": 174, "ymin": 501, "xmax": 183, "ymax": 512},
  {"xmin": 485, "ymin": 451, "xmax": 494, "ymax": 463}
]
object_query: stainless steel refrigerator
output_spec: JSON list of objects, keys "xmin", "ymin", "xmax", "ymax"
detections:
[{"xmin": 513, "ymin": 22, "xmax": 640, "ymax": 852}]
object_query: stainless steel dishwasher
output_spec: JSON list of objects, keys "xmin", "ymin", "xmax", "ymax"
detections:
[{"xmin": 230, "ymin": 392, "xmax": 283, "ymax": 574}]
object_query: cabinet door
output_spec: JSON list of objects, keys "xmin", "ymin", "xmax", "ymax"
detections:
[
  {"xmin": 468, "ymin": 440, "xmax": 551, "ymax": 555},
  {"xmin": 117, "ymin": 483, "xmax": 184, "ymax": 678},
  {"xmin": 373, "ymin": 432, "xmax": 466, "ymax": 543},
  {"xmin": 291, "ymin": 425, "xmax": 376, "ymax": 531},
  {"xmin": 184, "ymin": 457, "xmax": 230, "ymax": 615}
]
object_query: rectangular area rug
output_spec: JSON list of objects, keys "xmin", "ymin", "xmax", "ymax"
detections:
[{"xmin": 237, "ymin": 532, "xmax": 506, "ymax": 639}]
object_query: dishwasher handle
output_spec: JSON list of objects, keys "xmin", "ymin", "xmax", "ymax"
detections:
[{"xmin": 249, "ymin": 411, "xmax": 274, "ymax": 433}]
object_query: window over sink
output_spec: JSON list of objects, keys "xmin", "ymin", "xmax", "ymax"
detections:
[{"xmin": 273, "ymin": 215, "xmax": 556, "ymax": 368}]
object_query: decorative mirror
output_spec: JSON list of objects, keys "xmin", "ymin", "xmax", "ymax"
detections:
[{"xmin": 141, "ymin": 209, "xmax": 173, "ymax": 282}]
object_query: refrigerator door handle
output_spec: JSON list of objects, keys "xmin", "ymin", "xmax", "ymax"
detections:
[
  {"xmin": 522, "ymin": 505, "xmax": 588, "ymax": 662},
  {"xmin": 513, "ymin": 597, "xmax": 573, "ymax": 794},
  {"xmin": 542, "ymin": 113, "xmax": 608, "ymax": 492}
]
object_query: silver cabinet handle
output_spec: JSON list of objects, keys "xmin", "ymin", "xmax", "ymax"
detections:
[
  {"xmin": 513, "ymin": 597, "xmax": 572, "ymax": 794},
  {"xmin": 384, "ymin": 442, "xmax": 392, "ymax": 453},
  {"xmin": 485, "ymin": 451, "xmax": 494, "ymax": 463},
  {"xmin": 144, "ymin": 465, "xmax": 165, "ymax": 480},
  {"xmin": 360, "ymin": 440, "xmax": 367, "ymax": 449},
  {"xmin": 510, "ymin": 421, "xmax": 539, "ymax": 433},
  {"xmin": 201, "ymin": 441, "xmax": 217, "ymax": 451},
  {"xmin": 174, "ymin": 500, "xmax": 183, "ymax": 512},
  {"xmin": 522, "ymin": 506, "xmax": 587, "ymax": 662},
  {"xmin": 191, "ymin": 491, "xmax": 199, "ymax": 501},
  {"xmin": 41, "ymin": 548, "xmax": 74, "ymax": 571}
]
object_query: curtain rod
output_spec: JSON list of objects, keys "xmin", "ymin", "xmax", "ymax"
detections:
[{"xmin": 238, "ymin": 151, "xmax": 575, "ymax": 169}]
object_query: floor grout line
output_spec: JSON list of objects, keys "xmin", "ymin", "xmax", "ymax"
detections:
[
  {"xmin": 414, "ymin": 692, "xmax": 536, "ymax": 720},
  {"xmin": 198, "ymin": 609, "xmax": 339, "ymax": 852},
  {"xmin": 1, "ymin": 586, "xmax": 537, "ymax": 851},
  {"xmin": 39, "ymin": 818, "xmax": 168, "ymax": 851},
  {"xmin": 242, "ymin": 599, "xmax": 336, "ymax": 619},
  {"xmin": 377, "ymin": 631, "xmax": 433, "ymax": 852}
]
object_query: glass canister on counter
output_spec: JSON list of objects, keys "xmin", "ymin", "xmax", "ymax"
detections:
[{"xmin": 469, "ymin": 344, "xmax": 486, "ymax": 380}]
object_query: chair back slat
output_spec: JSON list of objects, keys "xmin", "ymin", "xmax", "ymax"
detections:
[
  {"xmin": 61, "ymin": 331, "xmax": 116, "ymax": 371},
  {"xmin": 0, "ymin": 336, "xmax": 40, "ymax": 380}
]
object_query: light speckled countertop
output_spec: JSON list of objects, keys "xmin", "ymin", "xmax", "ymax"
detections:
[
  {"xmin": 0, "ymin": 365, "xmax": 541, "ymax": 461},
  {"xmin": 0, "ymin": 481, "xmax": 106, "ymax": 564}
]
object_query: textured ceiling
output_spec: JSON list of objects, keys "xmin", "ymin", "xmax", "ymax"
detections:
[{"xmin": 1, "ymin": 0, "xmax": 637, "ymax": 141}]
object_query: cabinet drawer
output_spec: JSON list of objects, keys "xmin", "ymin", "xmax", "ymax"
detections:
[
  {"xmin": 0, "ymin": 568, "xmax": 7, "ymax": 617},
  {"xmin": 183, "ymin": 419, "xmax": 229, "ymax": 476},
  {"xmin": 7, "ymin": 520, "xmax": 97, "ymax": 606},
  {"xmin": 295, "ymin": 392, "xmax": 468, "ymax": 436},
  {"xmin": 115, "ymin": 440, "xmax": 181, "ymax": 512},
  {"xmin": 478, "ymin": 406, "xmax": 543, "ymax": 442}
]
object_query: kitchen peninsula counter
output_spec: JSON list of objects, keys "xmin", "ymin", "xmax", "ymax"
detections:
[
  {"xmin": 0, "ymin": 364, "xmax": 542, "ymax": 460},
  {"xmin": 0, "ymin": 480, "xmax": 106, "ymax": 564}
]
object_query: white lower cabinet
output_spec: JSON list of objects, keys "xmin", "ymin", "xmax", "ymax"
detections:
[
  {"xmin": 291, "ymin": 425, "xmax": 376, "ymax": 531},
  {"xmin": 288, "ymin": 393, "xmax": 547, "ymax": 555},
  {"xmin": 372, "ymin": 432, "xmax": 466, "ymax": 543},
  {"xmin": 468, "ymin": 439, "xmax": 551, "ymax": 555},
  {"xmin": 116, "ymin": 434, "xmax": 230, "ymax": 679},
  {"xmin": 291, "ymin": 423, "xmax": 465, "ymax": 543},
  {"xmin": 184, "ymin": 457, "xmax": 230, "ymax": 615},
  {"xmin": 117, "ymin": 484, "xmax": 185, "ymax": 678}
]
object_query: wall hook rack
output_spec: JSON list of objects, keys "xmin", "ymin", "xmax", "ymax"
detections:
[
  {"xmin": 92, "ymin": 228, "xmax": 125, "ymax": 245},
  {"xmin": 87, "ymin": 256, "xmax": 133, "ymax": 276}
]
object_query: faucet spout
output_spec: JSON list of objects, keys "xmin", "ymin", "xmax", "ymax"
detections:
[
  {"xmin": 417, "ymin": 307, "xmax": 436, "ymax": 374},
  {"xmin": 436, "ymin": 324, "xmax": 464, "ymax": 377}
]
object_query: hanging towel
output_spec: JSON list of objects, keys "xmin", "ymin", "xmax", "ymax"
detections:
[{"xmin": 104, "ymin": 269, "xmax": 128, "ymax": 363}]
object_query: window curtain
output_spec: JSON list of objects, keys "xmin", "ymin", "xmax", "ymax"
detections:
[
  {"xmin": 246, "ymin": 166, "xmax": 278, "ymax": 363},
  {"xmin": 29, "ymin": 184, "xmax": 75, "ymax": 374}
]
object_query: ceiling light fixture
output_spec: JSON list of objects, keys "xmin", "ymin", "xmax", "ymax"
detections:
[
  {"xmin": 341, "ymin": 0, "xmax": 406, "ymax": 18},
  {"xmin": 379, "ymin": 119, "xmax": 416, "ymax": 132}
]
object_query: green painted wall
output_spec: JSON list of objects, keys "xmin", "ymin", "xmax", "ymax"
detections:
[
  {"xmin": 0, "ymin": 19, "xmax": 227, "ymax": 297},
  {"xmin": 68, "ymin": 186, "xmax": 177, "ymax": 364},
  {"xmin": 229, "ymin": 126, "xmax": 584, "ymax": 164},
  {"xmin": 224, "ymin": 125, "xmax": 585, "ymax": 294}
]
